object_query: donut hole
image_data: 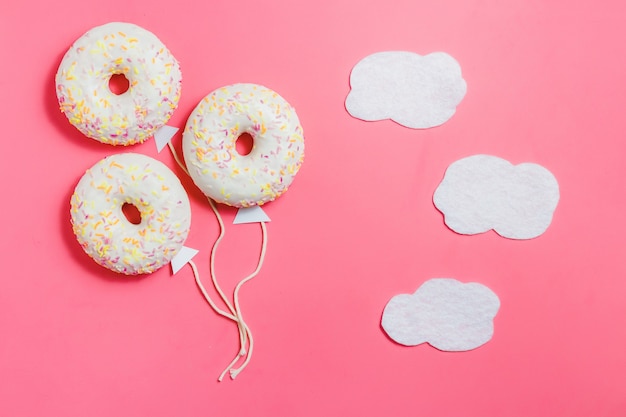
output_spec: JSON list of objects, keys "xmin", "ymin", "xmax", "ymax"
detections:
[
  {"xmin": 108, "ymin": 73, "xmax": 130, "ymax": 95},
  {"xmin": 122, "ymin": 203, "xmax": 142, "ymax": 225},
  {"xmin": 236, "ymin": 133, "xmax": 254, "ymax": 156}
]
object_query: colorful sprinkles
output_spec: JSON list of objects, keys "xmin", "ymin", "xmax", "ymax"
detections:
[
  {"xmin": 182, "ymin": 83, "xmax": 305, "ymax": 207},
  {"xmin": 56, "ymin": 22, "xmax": 182, "ymax": 145},
  {"xmin": 70, "ymin": 153, "xmax": 191, "ymax": 275}
]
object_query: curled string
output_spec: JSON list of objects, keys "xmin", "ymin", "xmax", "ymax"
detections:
[
  {"xmin": 229, "ymin": 221, "xmax": 267, "ymax": 379},
  {"xmin": 168, "ymin": 143, "xmax": 245, "ymax": 346},
  {"xmin": 167, "ymin": 141, "xmax": 267, "ymax": 380}
]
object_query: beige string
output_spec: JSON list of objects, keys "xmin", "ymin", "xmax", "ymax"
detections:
[
  {"xmin": 229, "ymin": 221, "xmax": 267, "ymax": 379},
  {"xmin": 167, "ymin": 140, "xmax": 267, "ymax": 380},
  {"xmin": 187, "ymin": 259, "xmax": 237, "ymax": 322},
  {"xmin": 207, "ymin": 197, "xmax": 249, "ymax": 355}
]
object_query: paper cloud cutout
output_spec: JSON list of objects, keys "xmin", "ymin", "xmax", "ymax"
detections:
[
  {"xmin": 381, "ymin": 279, "xmax": 500, "ymax": 351},
  {"xmin": 433, "ymin": 155, "xmax": 560, "ymax": 240},
  {"xmin": 345, "ymin": 51, "xmax": 467, "ymax": 129}
]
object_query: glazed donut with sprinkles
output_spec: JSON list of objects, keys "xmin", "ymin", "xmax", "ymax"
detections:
[
  {"xmin": 56, "ymin": 22, "xmax": 182, "ymax": 145},
  {"xmin": 182, "ymin": 83, "xmax": 305, "ymax": 207},
  {"xmin": 70, "ymin": 153, "xmax": 191, "ymax": 275}
]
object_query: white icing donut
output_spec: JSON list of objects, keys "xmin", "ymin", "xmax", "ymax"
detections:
[
  {"xmin": 56, "ymin": 22, "xmax": 182, "ymax": 145},
  {"xmin": 70, "ymin": 153, "xmax": 191, "ymax": 275},
  {"xmin": 182, "ymin": 83, "xmax": 305, "ymax": 207}
]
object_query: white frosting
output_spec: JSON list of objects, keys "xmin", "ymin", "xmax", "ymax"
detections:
[
  {"xmin": 182, "ymin": 83, "xmax": 305, "ymax": 207},
  {"xmin": 56, "ymin": 22, "xmax": 182, "ymax": 145},
  {"xmin": 70, "ymin": 153, "xmax": 191, "ymax": 275}
]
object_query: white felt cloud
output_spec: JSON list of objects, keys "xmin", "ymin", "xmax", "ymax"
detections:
[
  {"xmin": 345, "ymin": 51, "xmax": 467, "ymax": 129},
  {"xmin": 433, "ymin": 155, "xmax": 560, "ymax": 240},
  {"xmin": 381, "ymin": 279, "xmax": 500, "ymax": 351}
]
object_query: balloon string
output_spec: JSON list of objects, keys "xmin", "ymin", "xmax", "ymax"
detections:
[
  {"xmin": 229, "ymin": 221, "xmax": 267, "ymax": 379},
  {"xmin": 167, "ymin": 141, "xmax": 189, "ymax": 176},
  {"xmin": 187, "ymin": 260, "xmax": 237, "ymax": 321},
  {"xmin": 168, "ymin": 141, "xmax": 248, "ymax": 358},
  {"xmin": 167, "ymin": 140, "xmax": 267, "ymax": 380},
  {"xmin": 207, "ymin": 197, "xmax": 248, "ymax": 353},
  {"xmin": 187, "ymin": 258, "xmax": 251, "ymax": 381}
]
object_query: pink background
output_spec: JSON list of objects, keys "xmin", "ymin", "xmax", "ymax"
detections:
[{"xmin": 1, "ymin": 0, "xmax": 625, "ymax": 415}]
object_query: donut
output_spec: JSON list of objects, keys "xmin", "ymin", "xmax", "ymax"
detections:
[
  {"xmin": 56, "ymin": 22, "xmax": 182, "ymax": 146},
  {"xmin": 70, "ymin": 153, "xmax": 191, "ymax": 275},
  {"xmin": 182, "ymin": 83, "xmax": 305, "ymax": 207}
]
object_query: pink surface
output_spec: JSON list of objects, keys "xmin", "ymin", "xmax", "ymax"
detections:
[{"xmin": 1, "ymin": 0, "xmax": 625, "ymax": 415}]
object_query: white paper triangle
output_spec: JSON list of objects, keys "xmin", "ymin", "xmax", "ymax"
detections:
[
  {"xmin": 154, "ymin": 125, "xmax": 180, "ymax": 153},
  {"xmin": 171, "ymin": 246, "xmax": 199, "ymax": 274},
  {"xmin": 233, "ymin": 206, "xmax": 271, "ymax": 224}
]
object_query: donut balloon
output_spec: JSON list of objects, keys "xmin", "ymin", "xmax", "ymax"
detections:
[
  {"xmin": 56, "ymin": 22, "xmax": 182, "ymax": 145},
  {"xmin": 182, "ymin": 83, "xmax": 305, "ymax": 207},
  {"xmin": 70, "ymin": 153, "xmax": 191, "ymax": 275}
]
